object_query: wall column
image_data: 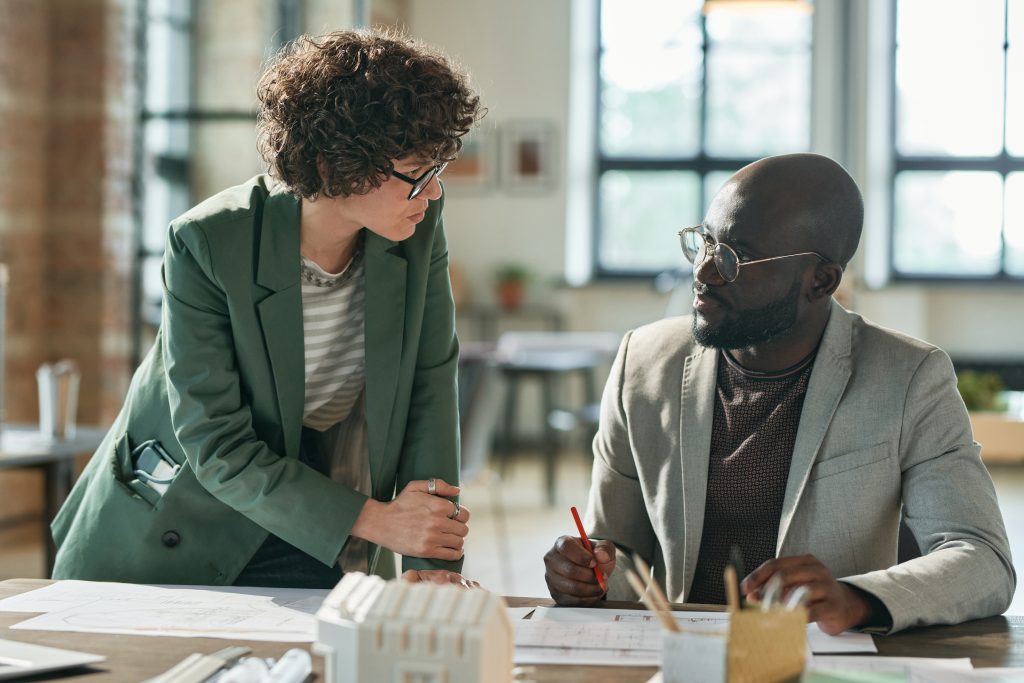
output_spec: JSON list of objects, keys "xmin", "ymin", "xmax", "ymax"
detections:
[{"xmin": 0, "ymin": 0, "xmax": 136, "ymax": 563}]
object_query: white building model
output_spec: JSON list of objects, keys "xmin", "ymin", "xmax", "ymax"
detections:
[{"xmin": 315, "ymin": 572, "xmax": 514, "ymax": 683}]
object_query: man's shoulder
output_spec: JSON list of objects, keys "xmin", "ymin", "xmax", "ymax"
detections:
[
  {"xmin": 842, "ymin": 307, "xmax": 944, "ymax": 366},
  {"xmin": 623, "ymin": 316, "xmax": 703, "ymax": 365}
]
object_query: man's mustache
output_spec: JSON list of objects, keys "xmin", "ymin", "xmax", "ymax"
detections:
[{"xmin": 693, "ymin": 282, "xmax": 726, "ymax": 305}]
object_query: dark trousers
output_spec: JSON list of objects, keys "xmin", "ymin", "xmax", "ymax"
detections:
[{"xmin": 233, "ymin": 427, "xmax": 345, "ymax": 589}]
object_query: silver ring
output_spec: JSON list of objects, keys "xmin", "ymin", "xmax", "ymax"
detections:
[
  {"xmin": 448, "ymin": 500, "xmax": 461, "ymax": 520},
  {"xmin": 427, "ymin": 478, "xmax": 436, "ymax": 495}
]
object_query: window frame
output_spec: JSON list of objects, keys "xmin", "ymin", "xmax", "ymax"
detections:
[
  {"xmin": 132, "ymin": 0, "xmax": 303, "ymax": 365},
  {"xmin": 888, "ymin": 0, "xmax": 1024, "ymax": 284},
  {"xmin": 592, "ymin": 2, "xmax": 813, "ymax": 280}
]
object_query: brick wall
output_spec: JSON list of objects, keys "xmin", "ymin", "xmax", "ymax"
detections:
[{"xmin": 0, "ymin": 0, "xmax": 136, "ymax": 555}]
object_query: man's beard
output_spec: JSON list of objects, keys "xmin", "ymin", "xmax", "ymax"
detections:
[{"xmin": 692, "ymin": 279, "xmax": 802, "ymax": 350}]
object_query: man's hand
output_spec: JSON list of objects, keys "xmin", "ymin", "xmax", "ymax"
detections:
[
  {"xmin": 401, "ymin": 569, "xmax": 480, "ymax": 589},
  {"xmin": 740, "ymin": 554, "xmax": 875, "ymax": 635},
  {"xmin": 351, "ymin": 479, "xmax": 470, "ymax": 561},
  {"xmin": 544, "ymin": 535, "xmax": 616, "ymax": 606}
]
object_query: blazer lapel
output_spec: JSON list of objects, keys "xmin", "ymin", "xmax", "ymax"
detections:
[
  {"xmin": 255, "ymin": 183, "xmax": 303, "ymax": 460},
  {"xmin": 776, "ymin": 301, "xmax": 853, "ymax": 554},
  {"xmin": 363, "ymin": 232, "xmax": 407, "ymax": 494},
  {"xmin": 678, "ymin": 344, "xmax": 718, "ymax": 598}
]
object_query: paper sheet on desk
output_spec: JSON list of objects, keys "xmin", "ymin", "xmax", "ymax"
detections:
[
  {"xmin": 807, "ymin": 625, "xmax": 878, "ymax": 653},
  {"xmin": 925, "ymin": 671, "xmax": 1024, "ymax": 679},
  {"xmin": 904, "ymin": 667, "xmax": 1024, "ymax": 682},
  {"xmin": 514, "ymin": 607, "xmax": 875, "ymax": 667},
  {"xmin": 0, "ymin": 580, "xmax": 326, "ymax": 642},
  {"xmin": 651, "ymin": 658, "xmax": 977, "ymax": 683},
  {"xmin": 533, "ymin": 607, "xmax": 875, "ymax": 653},
  {"xmin": 515, "ymin": 607, "xmax": 671, "ymax": 666},
  {"xmin": 810, "ymin": 656, "xmax": 973, "ymax": 679}
]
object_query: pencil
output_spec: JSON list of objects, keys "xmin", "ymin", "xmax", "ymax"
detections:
[
  {"xmin": 625, "ymin": 568, "xmax": 679, "ymax": 632},
  {"xmin": 632, "ymin": 554, "xmax": 674, "ymax": 618},
  {"xmin": 724, "ymin": 565, "xmax": 740, "ymax": 612},
  {"xmin": 569, "ymin": 506, "xmax": 608, "ymax": 593}
]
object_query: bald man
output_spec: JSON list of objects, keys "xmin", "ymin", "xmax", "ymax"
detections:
[{"xmin": 544, "ymin": 154, "xmax": 1014, "ymax": 634}]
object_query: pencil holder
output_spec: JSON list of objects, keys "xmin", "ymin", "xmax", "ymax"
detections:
[{"xmin": 662, "ymin": 607, "xmax": 807, "ymax": 683}]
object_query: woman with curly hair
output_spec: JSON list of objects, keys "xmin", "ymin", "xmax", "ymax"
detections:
[{"xmin": 51, "ymin": 29, "xmax": 484, "ymax": 588}]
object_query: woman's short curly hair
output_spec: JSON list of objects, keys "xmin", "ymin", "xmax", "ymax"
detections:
[{"xmin": 256, "ymin": 28, "xmax": 483, "ymax": 199}]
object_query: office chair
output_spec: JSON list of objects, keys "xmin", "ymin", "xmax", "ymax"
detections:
[{"xmin": 897, "ymin": 515, "xmax": 922, "ymax": 564}]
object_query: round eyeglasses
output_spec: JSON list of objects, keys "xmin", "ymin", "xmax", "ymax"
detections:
[
  {"xmin": 678, "ymin": 225, "xmax": 829, "ymax": 283},
  {"xmin": 391, "ymin": 162, "xmax": 448, "ymax": 200}
]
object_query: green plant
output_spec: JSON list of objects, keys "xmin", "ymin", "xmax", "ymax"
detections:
[
  {"xmin": 494, "ymin": 263, "xmax": 531, "ymax": 284},
  {"xmin": 956, "ymin": 371, "xmax": 1008, "ymax": 412},
  {"xmin": 493, "ymin": 263, "xmax": 531, "ymax": 311}
]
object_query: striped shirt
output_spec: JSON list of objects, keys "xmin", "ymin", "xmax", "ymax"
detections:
[
  {"xmin": 301, "ymin": 250, "xmax": 366, "ymax": 432},
  {"xmin": 300, "ymin": 247, "xmax": 370, "ymax": 573}
]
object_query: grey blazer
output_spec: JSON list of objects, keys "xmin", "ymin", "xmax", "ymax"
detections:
[{"xmin": 586, "ymin": 301, "xmax": 1015, "ymax": 633}]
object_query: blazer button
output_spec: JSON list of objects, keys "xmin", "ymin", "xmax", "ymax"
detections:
[{"xmin": 161, "ymin": 531, "xmax": 181, "ymax": 548}]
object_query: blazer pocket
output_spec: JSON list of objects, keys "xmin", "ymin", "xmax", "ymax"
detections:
[
  {"xmin": 810, "ymin": 442, "xmax": 892, "ymax": 481},
  {"xmin": 108, "ymin": 432, "xmax": 162, "ymax": 508}
]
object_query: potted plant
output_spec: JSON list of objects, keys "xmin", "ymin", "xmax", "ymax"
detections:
[
  {"xmin": 956, "ymin": 370, "xmax": 1007, "ymax": 412},
  {"xmin": 494, "ymin": 263, "xmax": 530, "ymax": 311}
]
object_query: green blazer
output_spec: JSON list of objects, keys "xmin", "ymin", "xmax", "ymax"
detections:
[{"xmin": 51, "ymin": 175, "xmax": 461, "ymax": 583}]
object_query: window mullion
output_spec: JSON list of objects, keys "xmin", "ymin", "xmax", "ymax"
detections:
[
  {"xmin": 593, "ymin": 1, "xmax": 812, "ymax": 277},
  {"xmin": 1000, "ymin": 0, "xmax": 1010, "ymax": 277},
  {"xmin": 890, "ymin": 0, "xmax": 1015, "ymax": 281}
]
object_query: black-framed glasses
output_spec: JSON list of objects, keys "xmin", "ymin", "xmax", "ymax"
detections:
[
  {"xmin": 391, "ymin": 162, "xmax": 448, "ymax": 200},
  {"xmin": 678, "ymin": 225, "xmax": 829, "ymax": 283}
]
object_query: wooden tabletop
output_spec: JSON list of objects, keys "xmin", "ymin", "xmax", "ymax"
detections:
[
  {"xmin": 0, "ymin": 579, "xmax": 320, "ymax": 682},
  {"xmin": 1, "ymin": 580, "xmax": 1022, "ymax": 682},
  {"xmin": 0, "ymin": 426, "xmax": 107, "ymax": 467},
  {"xmin": 504, "ymin": 598, "xmax": 1024, "ymax": 681}
]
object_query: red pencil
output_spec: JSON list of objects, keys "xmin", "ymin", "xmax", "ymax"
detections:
[{"xmin": 570, "ymin": 506, "xmax": 608, "ymax": 593}]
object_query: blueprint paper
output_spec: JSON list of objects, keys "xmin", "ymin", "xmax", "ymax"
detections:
[
  {"xmin": 534, "ymin": 606, "xmax": 875, "ymax": 652},
  {"xmin": 1, "ymin": 580, "xmax": 327, "ymax": 642},
  {"xmin": 513, "ymin": 606, "xmax": 875, "ymax": 667}
]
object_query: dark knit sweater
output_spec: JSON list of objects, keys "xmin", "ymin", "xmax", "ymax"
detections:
[{"xmin": 686, "ymin": 349, "xmax": 815, "ymax": 605}]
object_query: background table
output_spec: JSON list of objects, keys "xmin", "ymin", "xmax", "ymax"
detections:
[
  {"xmin": 2, "ymin": 580, "xmax": 1024, "ymax": 682},
  {"xmin": 492, "ymin": 331, "xmax": 620, "ymax": 506},
  {"xmin": 0, "ymin": 426, "xmax": 107, "ymax": 574},
  {"xmin": 497, "ymin": 349, "xmax": 604, "ymax": 506}
]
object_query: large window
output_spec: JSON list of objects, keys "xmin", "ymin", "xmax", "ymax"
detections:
[
  {"xmin": 595, "ymin": 0, "xmax": 812, "ymax": 277},
  {"xmin": 892, "ymin": 0, "xmax": 1024, "ymax": 280},
  {"xmin": 137, "ymin": 0, "xmax": 193, "ymax": 359},
  {"xmin": 134, "ymin": 0, "xmax": 302, "ymax": 362}
]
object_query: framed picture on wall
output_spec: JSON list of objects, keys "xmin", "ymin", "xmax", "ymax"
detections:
[
  {"xmin": 502, "ymin": 120, "xmax": 557, "ymax": 193},
  {"xmin": 443, "ymin": 125, "xmax": 496, "ymax": 191}
]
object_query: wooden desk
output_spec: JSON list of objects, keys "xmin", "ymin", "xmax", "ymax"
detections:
[
  {"xmin": 0, "ymin": 579, "xmax": 321, "ymax": 683},
  {"xmin": 2, "ymin": 580, "xmax": 1024, "ymax": 682},
  {"xmin": 505, "ymin": 598, "xmax": 1024, "ymax": 681},
  {"xmin": 971, "ymin": 411, "xmax": 1024, "ymax": 463},
  {"xmin": 0, "ymin": 426, "xmax": 107, "ymax": 574}
]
